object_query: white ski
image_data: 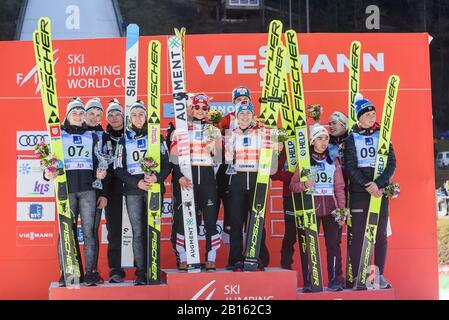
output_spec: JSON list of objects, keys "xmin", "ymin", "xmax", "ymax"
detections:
[
  {"xmin": 168, "ymin": 34, "xmax": 201, "ymax": 272},
  {"xmin": 121, "ymin": 23, "xmax": 139, "ymax": 268}
]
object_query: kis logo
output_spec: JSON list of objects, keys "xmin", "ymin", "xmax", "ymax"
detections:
[
  {"xmin": 73, "ymin": 136, "xmax": 82, "ymax": 144},
  {"xmin": 137, "ymin": 139, "xmax": 146, "ymax": 149},
  {"xmin": 317, "ymin": 162, "xmax": 325, "ymax": 171},
  {"xmin": 33, "ymin": 182, "xmax": 50, "ymax": 195},
  {"xmin": 365, "ymin": 137, "xmax": 374, "ymax": 146},
  {"xmin": 243, "ymin": 137, "xmax": 251, "ymax": 147}
]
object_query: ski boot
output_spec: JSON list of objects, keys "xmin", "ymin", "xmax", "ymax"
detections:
[
  {"xmin": 109, "ymin": 269, "xmax": 125, "ymax": 283},
  {"xmin": 205, "ymin": 261, "xmax": 216, "ymax": 272},
  {"xmin": 84, "ymin": 272, "xmax": 98, "ymax": 287},
  {"xmin": 134, "ymin": 270, "xmax": 147, "ymax": 286}
]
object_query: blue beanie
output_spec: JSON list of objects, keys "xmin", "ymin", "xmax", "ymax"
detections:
[
  {"xmin": 354, "ymin": 97, "xmax": 375, "ymax": 119},
  {"xmin": 235, "ymin": 100, "xmax": 254, "ymax": 116},
  {"xmin": 232, "ymin": 86, "xmax": 251, "ymax": 103}
]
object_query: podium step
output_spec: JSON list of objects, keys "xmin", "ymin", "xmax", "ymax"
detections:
[
  {"xmin": 164, "ymin": 267, "xmax": 297, "ymax": 300},
  {"xmin": 49, "ymin": 281, "xmax": 169, "ymax": 300},
  {"xmin": 49, "ymin": 268, "xmax": 297, "ymax": 300},
  {"xmin": 297, "ymin": 287, "xmax": 396, "ymax": 300}
]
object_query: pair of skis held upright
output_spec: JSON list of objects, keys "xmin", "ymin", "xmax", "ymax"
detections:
[
  {"xmin": 254, "ymin": 20, "xmax": 326, "ymax": 287},
  {"xmin": 33, "ymin": 18, "xmax": 81, "ymax": 286},
  {"xmin": 346, "ymin": 42, "xmax": 400, "ymax": 290}
]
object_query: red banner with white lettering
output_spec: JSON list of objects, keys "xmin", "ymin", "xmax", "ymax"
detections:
[{"xmin": 0, "ymin": 32, "xmax": 437, "ymax": 299}]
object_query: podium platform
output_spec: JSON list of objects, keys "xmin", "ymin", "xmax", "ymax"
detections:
[
  {"xmin": 297, "ymin": 288, "xmax": 396, "ymax": 300},
  {"xmin": 49, "ymin": 281, "xmax": 169, "ymax": 300},
  {"xmin": 49, "ymin": 269, "xmax": 396, "ymax": 300},
  {"xmin": 49, "ymin": 268, "xmax": 297, "ymax": 300},
  {"xmin": 163, "ymin": 267, "xmax": 297, "ymax": 300}
]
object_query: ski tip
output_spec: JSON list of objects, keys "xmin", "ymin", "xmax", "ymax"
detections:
[
  {"xmin": 388, "ymin": 75, "xmax": 400, "ymax": 89},
  {"xmin": 127, "ymin": 23, "xmax": 139, "ymax": 31},
  {"xmin": 126, "ymin": 24, "xmax": 140, "ymax": 37},
  {"xmin": 38, "ymin": 16, "xmax": 50, "ymax": 23},
  {"xmin": 390, "ymin": 74, "xmax": 400, "ymax": 81},
  {"xmin": 174, "ymin": 27, "xmax": 186, "ymax": 37},
  {"xmin": 270, "ymin": 19, "xmax": 283, "ymax": 27},
  {"xmin": 126, "ymin": 24, "xmax": 139, "ymax": 49},
  {"xmin": 37, "ymin": 17, "xmax": 51, "ymax": 31},
  {"xmin": 269, "ymin": 20, "xmax": 283, "ymax": 34}
]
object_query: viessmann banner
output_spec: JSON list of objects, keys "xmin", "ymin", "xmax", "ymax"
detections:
[{"xmin": 0, "ymin": 33, "xmax": 437, "ymax": 299}]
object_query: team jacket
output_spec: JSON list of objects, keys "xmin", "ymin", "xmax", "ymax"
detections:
[
  {"xmin": 101, "ymin": 124, "xmax": 124, "ymax": 196},
  {"xmin": 114, "ymin": 125, "xmax": 170, "ymax": 196},
  {"xmin": 290, "ymin": 150, "xmax": 346, "ymax": 217},
  {"xmin": 328, "ymin": 131, "xmax": 348, "ymax": 165},
  {"xmin": 170, "ymin": 118, "xmax": 221, "ymax": 185},
  {"xmin": 344, "ymin": 123, "xmax": 396, "ymax": 194},
  {"xmin": 50, "ymin": 120, "xmax": 100, "ymax": 194}
]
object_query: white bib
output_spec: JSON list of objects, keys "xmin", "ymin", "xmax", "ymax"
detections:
[
  {"xmin": 125, "ymin": 134, "xmax": 147, "ymax": 175},
  {"xmin": 353, "ymin": 131, "xmax": 379, "ymax": 168},
  {"xmin": 62, "ymin": 130, "xmax": 94, "ymax": 171},
  {"xmin": 234, "ymin": 129, "xmax": 261, "ymax": 172},
  {"xmin": 312, "ymin": 159, "xmax": 335, "ymax": 196}
]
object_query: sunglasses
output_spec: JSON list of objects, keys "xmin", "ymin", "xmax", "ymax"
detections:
[{"xmin": 192, "ymin": 104, "xmax": 209, "ymax": 111}]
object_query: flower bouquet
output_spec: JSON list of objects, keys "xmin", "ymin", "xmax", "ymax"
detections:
[
  {"xmin": 34, "ymin": 141, "xmax": 61, "ymax": 176},
  {"xmin": 307, "ymin": 104, "xmax": 323, "ymax": 123},
  {"xmin": 140, "ymin": 157, "xmax": 159, "ymax": 174},
  {"xmin": 331, "ymin": 208, "xmax": 349, "ymax": 228},
  {"xmin": 207, "ymin": 109, "xmax": 224, "ymax": 124},
  {"xmin": 384, "ymin": 183, "xmax": 400, "ymax": 199}
]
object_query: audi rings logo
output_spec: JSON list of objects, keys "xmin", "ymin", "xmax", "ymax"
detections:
[
  {"xmin": 19, "ymin": 135, "xmax": 46, "ymax": 146},
  {"xmin": 17, "ymin": 131, "xmax": 49, "ymax": 151}
]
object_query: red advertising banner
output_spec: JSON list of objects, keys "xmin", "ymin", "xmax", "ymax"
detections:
[
  {"xmin": 164, "ymin": 269, "xmax": 297, "ymax": 300},
  {"xmin": 0, "ymin": 32, "xmax": 437, "ymax": 300}
]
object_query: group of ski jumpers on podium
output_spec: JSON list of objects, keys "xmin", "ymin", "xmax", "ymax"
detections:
[{"xmin": 43, "ymin": 85, "xmax": 395, "ymax": 291}]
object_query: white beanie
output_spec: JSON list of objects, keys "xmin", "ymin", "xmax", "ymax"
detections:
[
  {"xmin": 66, "ymin": 97, "xmax": 85, "ymax": 116},
  {"xmin": 107, "ymin": 98, "xmax": 123, "ymax": 115},
  {"xmin": 329, "ymin": 111, "xmax": 348, "ymax": 130},
  {"xmin": 309, "ymin": 124, "xmax": 329, "ymax": 145},
  {"xmin": 129, "ymin": 100, "xmax": 147, "ymax": 117},
  {"xmin": 85, "ymin": 97, "xmax": 103, "ymax": 112}
]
